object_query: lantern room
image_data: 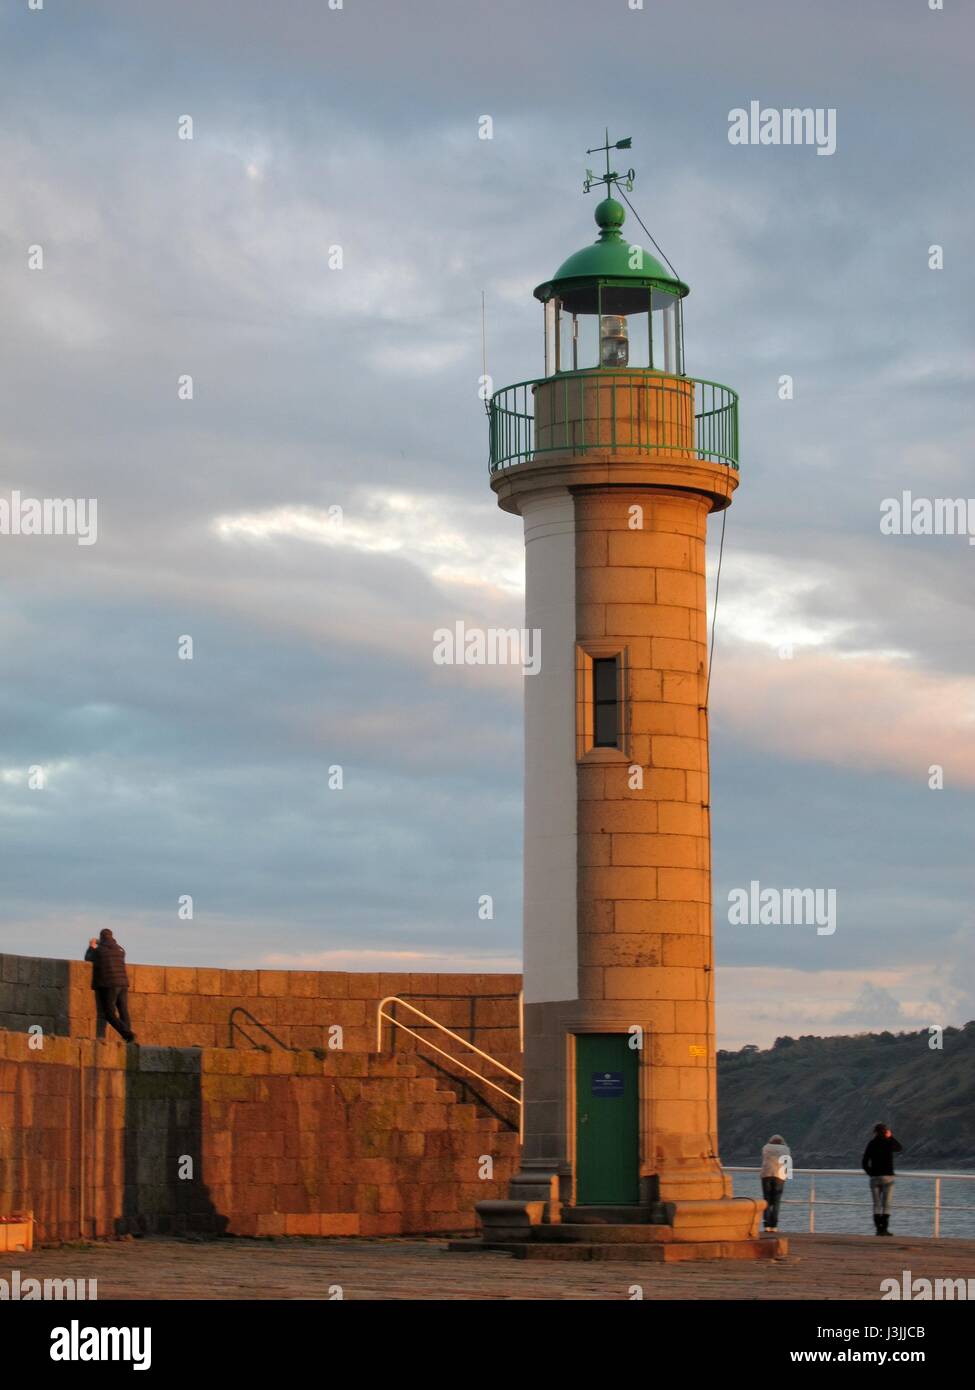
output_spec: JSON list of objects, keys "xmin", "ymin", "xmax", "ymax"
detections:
[{"xmin": 534, "ymin": 195, "xmax": 689, "ymax": 377}]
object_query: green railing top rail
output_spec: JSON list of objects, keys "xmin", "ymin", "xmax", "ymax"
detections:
[
  {"xmin": 490, "ymin": 369, "xmax": 737, "ymax": 399},
  {"xmin": 488, "ymin": 370, "xmax": 739, "ymax": 474}
]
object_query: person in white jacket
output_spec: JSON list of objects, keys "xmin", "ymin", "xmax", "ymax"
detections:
[{"xmin": 760, "ymin": 1135, "xmax": 791, "ymax": 1232}]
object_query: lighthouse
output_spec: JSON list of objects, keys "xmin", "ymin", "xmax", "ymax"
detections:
[{"xmin": 474, "ymin": 136, "xmax": 784, "ymax": 1259}]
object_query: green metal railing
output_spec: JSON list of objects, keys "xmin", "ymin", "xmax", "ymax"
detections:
[{"xmin": 488, "ymin": 371, "xmax": 739, "ymax": 473}]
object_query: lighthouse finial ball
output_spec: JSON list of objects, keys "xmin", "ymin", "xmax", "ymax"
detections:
[{"xmin": 594, "ymin": 196, "xmax": 626, "ymax": 233}]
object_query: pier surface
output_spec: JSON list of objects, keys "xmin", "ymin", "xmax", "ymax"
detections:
[{"xmin": 8, "ymin": 1232, "xmax": 975, "ymax": 1300}]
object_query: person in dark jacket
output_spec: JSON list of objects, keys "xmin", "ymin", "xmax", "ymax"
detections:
[
  {"xmin": 85, "ymin": 929, "xmax": 136, "ymax": 1043},
  {"xmin": 862, "ymin": 1122, "xmax": 902, "ymax": 1235}
]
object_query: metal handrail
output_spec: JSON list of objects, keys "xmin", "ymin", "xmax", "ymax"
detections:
[
  {"xmin": 228, "ymin": 1006, "xmax": 327, "ymax": 1060},
  {"xmin": 726, "ymin": 1166, "xmax": 975, "ymax": 1237},
  {"xmin": 488, "ymin": 370, "xmax": 739, "ymax": 473},
  {"xmin": 376, "ymin": 995, "xmax": 523, "ymax": 1108},
  {"xmin": 229, "ymin": 1005, "xmax": 291, "ymax": 1052}
]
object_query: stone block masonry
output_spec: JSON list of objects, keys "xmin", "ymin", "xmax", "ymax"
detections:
[
  {"xmin": 0, "ymin": 1028, "xmax": 519, "ymax": 1243},
  {"xmin": 0, "ymin": 1030, "xmax": 125, "ymax": 1244},
  {"xmin": 0, "ymin": 953, "xmax": 521, "ymax": 1059},
  {"xmin": 200, "ymin": 1049, "xmax": 518, "ymax": 1238},
  {"xmin": 0, "ymin": 957, "xmax": 523, "ymax": 1242}
]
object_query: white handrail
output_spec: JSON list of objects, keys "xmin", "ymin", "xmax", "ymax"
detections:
[
  {"xmin": 376, "ymin": 996, "xmax": 523, "ymax": 1108},
  {"xmin": 726, "ymin": 1166, "xmax": 975, "ymax": 1236},
  {"xmin": 934, "ymin": 1176, "xmax": 941, "ymax": 1238}
]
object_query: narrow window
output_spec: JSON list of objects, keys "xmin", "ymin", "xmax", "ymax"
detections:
[{"xmin": 593, "ymin": 656, "xmax": 619, "ymax": 748}]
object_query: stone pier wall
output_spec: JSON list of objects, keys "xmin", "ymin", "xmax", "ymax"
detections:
[
  {"xmin": 0, "ymin": 1028, "xmax": 519, "ymax": 1244},
  {"xmin": 0, "ymin": 954, "xmax": 521, "ymax": 1058},
  {"xmin": 0, "ymin": 954, "xmax": 524, "ymax": 1243},
  {"xmin": 0, "ymin": 1031, "xmax": 125, "ymax": 1243}
]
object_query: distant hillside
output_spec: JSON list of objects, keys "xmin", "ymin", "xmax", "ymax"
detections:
[{"xmin": 717, "ymin": 1022, "xmax": 975, "ymax": 1169}]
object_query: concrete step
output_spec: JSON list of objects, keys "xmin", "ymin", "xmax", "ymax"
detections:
[
  {"xmin": 449, "ymin": 1236, "xmax": 788, "ymax": 1263},
  {"xmin": 542, "ymin": 1224, "xmax": 672, "ymax": 1244},
  {"xmin": 561, "ymin": 1205, "xmax": 656, "ymax": 1225}
]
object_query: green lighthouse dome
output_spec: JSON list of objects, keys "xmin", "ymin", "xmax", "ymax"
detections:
[{"xmin": 534, "ymin": 196, "xmax": 689, "ymax": 306}]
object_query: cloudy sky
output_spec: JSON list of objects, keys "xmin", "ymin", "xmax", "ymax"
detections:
[{"xmin": 1, "ymin": 0, "xmax": 972, "ymax": 1047}]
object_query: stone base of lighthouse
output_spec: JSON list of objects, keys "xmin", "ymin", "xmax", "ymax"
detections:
[{"xmin": 466, "ymin": 430, "xmax": 786, "ymax": 1262}]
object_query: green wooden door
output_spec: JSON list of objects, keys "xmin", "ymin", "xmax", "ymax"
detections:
[{"xmin": 575, "ymin": 1033, "xmax": 640, "ymax": 1205}]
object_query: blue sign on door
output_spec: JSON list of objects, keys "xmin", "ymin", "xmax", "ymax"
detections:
[{"xmin": 592, "ymin": 1071, "xmax": 624, "ymax": 1098}]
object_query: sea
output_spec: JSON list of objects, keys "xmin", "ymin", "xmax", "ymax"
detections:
[{"xmin": 726, "ymin": 1168, "xmax": 975, "ymax": 1238}]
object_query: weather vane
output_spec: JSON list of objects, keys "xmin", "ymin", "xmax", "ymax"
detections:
[{"xmin": 583, "ymin": 129, "xmax": 635, "ymax": 196}]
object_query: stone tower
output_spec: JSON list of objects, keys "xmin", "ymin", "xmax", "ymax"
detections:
[{"xmin": 474, "ymin": 137, "xmax": 783, "ymax": 1259}]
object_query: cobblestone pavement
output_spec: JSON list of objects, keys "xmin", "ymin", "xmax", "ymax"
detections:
[{"xmin": 7, "ymin": 1232, "xmax": 975, "ymax": 1300}]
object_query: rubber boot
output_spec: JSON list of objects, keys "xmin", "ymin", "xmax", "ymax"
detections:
[
  {"xmin": 873, "ymin": 1214, "xmax": 883, "ymax": 1235},
  {"xmin": 880, "ymin": 1214, "xmax": 892, "ymax": 1236}
]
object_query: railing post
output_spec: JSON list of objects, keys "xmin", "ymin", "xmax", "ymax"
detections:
[
  {"xmin": 734, "ymin": 389, "xmax": 740, "ymax": 466},
  {"xmin": 78, "ymin": 1041, "xmax": 86, "ymax": 1239},
  {"xmin": 934, "ymin": 1177, "xmax": 941, "ymax": 1238}
]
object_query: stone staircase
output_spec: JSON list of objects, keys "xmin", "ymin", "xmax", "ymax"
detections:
[
  {"xmin": 375, "ymin": 994, "xmax": 523, "ymax": 1134},
  {"xmin": 454, "ymin": 1198, "xmax": 788, "ymax": 1263},
  {"xmin": 171, "ymin": 1048, "xmax": 521, "ymax": 1239},
  {"xmin": 403, "ymin": 1048, "xmax": 522, "ymax": 1133}
]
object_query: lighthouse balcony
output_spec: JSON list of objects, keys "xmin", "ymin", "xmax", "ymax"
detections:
[{"xmin": 488, "ymin": 371, "xmax": 739, "ymax": 475}]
